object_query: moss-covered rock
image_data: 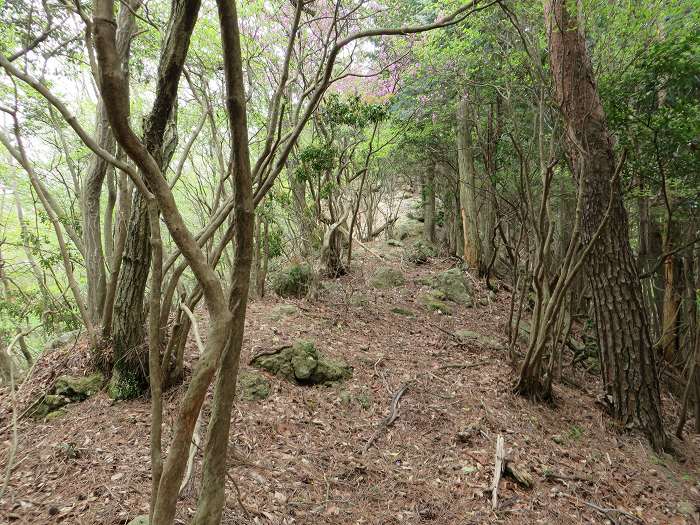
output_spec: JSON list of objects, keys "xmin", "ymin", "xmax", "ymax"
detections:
[
  {"xmin": 45, "ymin": 330, "xmax": 80, "ymax": 351},
  {"xmin": 394, "ymin": 217, "xmax": 423, "ymax": 240},
  {"xmin": 454, "ymin": 329, "xmax": 503, "ymax": 350},
  {"xmin": 406, "ymin": 240, "xmax": 437, "ymax": 265},
  {"xmin": 54, "ymin": 373, "xmax": 103, "ymax": 401},
  {"xmin": 271, "ymin": 263, "xmax": 313, "ymax": 298},
  {"xmin": 126, "ymin": 516, "xmax": 149, "ymax": 525},
  {"xmin": 369, "ymin": 266, "xmax": 405, "ymax": 289},
  {"xmin": 238, "ymin": 371, "xmax": 271, "ymax": 401},
  {"xmin": 269, "ymin": 304, "xmax": 299, "ymax": 321},
  {"xmin": 31, "ymin": 394, "xmax": 70, "ymax": 419},
  {"xmin": 418, "ymin": 292, "xmax": 453, "ymax": 315},
  {"xmin": 427, "ymin": 268, "xmax": 472, "ymax": 305},
  {"xmin": 252, "ymin": 340, "xmax": 352, "ymax": 386}
]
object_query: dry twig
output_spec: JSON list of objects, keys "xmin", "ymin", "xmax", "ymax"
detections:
[{"xmin": 363, "ymin": 382, "xmax": 410, "ymax": 452}]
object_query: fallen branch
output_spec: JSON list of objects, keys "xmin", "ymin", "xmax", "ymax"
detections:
[
  {"xmin": 248, "ymin": 343, "xmax": 293, "ymax": 364},
  {"xmin": 339, "ymin": 226, "xmax": 384, "ymax": 260},
  {"xmin": 438, "ymin": 360, "xmax": 490, "ymax": 370},
  {"xmin": 560, "ymin": 492, "xmax": 646, "ymax": 524},
  {"xmin": 491, "ymin": 434, "xmax": 505, "ymax": 510},
  {"xmin": 363, "ymin": 382, "xmax": 410, "ymax": 452}
]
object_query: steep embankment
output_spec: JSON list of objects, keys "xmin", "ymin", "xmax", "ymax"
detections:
[{"xmin": 1, "ymin": 233, "xmax": 699, "ymax": 524}]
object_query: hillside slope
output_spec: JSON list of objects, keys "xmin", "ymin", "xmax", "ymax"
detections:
[{"xmin": 1, "ymin": 241, "xmax": 699, "ymax": 524}]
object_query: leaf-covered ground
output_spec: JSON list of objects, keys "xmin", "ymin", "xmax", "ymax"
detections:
[{"xmin": 1, "ymin": 244, "xmax": 699, "ymax": 524}]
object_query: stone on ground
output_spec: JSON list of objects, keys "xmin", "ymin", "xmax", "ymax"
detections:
[
  {"xmin": 54, "ymin": 373, "xmax": 103, "ymax": 401},
  {"xmin": 369, "ymin": 266, "xmax": 405, "ymax": 289},
  {"xmin": 45, "ymin": 330, "xmax": 80, "ymax": 351},
  {"xmin": 31, "ymin": 394, "xmax": 70, "ymax": 419},
  {"xmin": 425, "ymin": 268, "xmax": 472, "ymax": 306},
  {"xmin": 418, "ymin": 291, "xmax": 453, "ymax": 315},
  {"xmin": 406, "ymin": 240, "xmax": 437, "ymax": 265},
  {"xmin": 272, "ymin": 263, "xmax": 312, "ymax": 298},
  {"xmin": 393, "ymin": 216, "xmax": 423, "ymax": 240},
  {"xmin": 454, "ymin": 329, "xmax": 503, "ymax": 350},
  {"xmin": 238, "ymin": 371, "xmax": 271, "ymax": 401},
  {"xmin": 269, "ymin": 304, "xmax": 299, "ymax": 321},
  {"xmin": 252, "ymin": 340, "xmax": 352, "ymax": 385}
]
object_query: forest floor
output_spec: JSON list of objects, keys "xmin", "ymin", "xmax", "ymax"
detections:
[{"xmin": 1, "ymin": 239, "xmax": 699, "ymax": 525}]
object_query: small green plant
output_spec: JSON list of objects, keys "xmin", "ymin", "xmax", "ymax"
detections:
[{"xmin": 568, "ymin": 425, "xmax": 584, "ymax": 440}]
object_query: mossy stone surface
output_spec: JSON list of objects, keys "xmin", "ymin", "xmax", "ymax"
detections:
[
  {"xmin": 269, "ymin": 304, "xmax": 299, "ymax": 321},
  {"xmin": 430, "ymin": 268, "xmax": 472, "ymax": 305},
  {"xmin": 418, "ymin": 292, "xmax": 453, "ymax": 315},
  {"xmin": 454, "ymin": 329, "xmax": 503, "ymax": 350},
  {"xmin": 31, "ymin": 394, "xmax": 70, "ymax": 419},
  {"xmin": 406, "ymin": 240, "xmax": 437, "ymax": 265},
  {"xmin": 272, "ymin": 263, "xmax": 313, "ymax": 298},
  {"xmin": 369, "ymin": 266, "xmax": 405, "ymax": 289},
  {"xmin": 252, "ymin": 340, "xmax": 352, "ymax": 386},
  {"xmin": 238, "ymin": 371, "xmax": 271, "ymax": 401},
  {"xmin": 394, "ymin": 217, "xmax": 423, "ymax": 240},
  {"xmin": 126, "ymin": 516, "xmax": 149, "ymax": 525},
  {"xmin": 54, "ymin": 373, "xmax": 103, "ymax": 401}
]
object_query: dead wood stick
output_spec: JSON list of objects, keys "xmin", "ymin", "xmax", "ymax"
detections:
[
  {"xmin": 491, "ymin": 434, "xmax": 505, "ymax": 510},
  {"xmin": 560, "ymin": 492, "xmax": 646, "ymax": 524},
  {"xmin": 248, "ymin": 343, "xmax": 293, "ymax": 364},
  {"xmin": 438, "ymin": 360, "xmax": 490, "ymax": 370},
  {"xmin": 543, "ymin": 470, "xmax": 592, "ymax": 483},
  {"xmin": 363, "ymin": 382, "xmax": 410, "ymax": 452},
  {"xmin": 339, "ymin": 226, "xmax": 384, "ymax": 260}
]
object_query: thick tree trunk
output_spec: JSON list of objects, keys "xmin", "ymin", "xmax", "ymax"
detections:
[
  {"xmin": 109, "ymin": 10, "xmax": 180, "ymax": 398},
  {"xmin": 109, "ymin": 191, "xmax": 151, "ymax": 396},
  {"xmin": 456, "ymin": 95, "xmax": 481, "ymax": 270},
  {"xmin": 544, "ymin": 0, "xmax": 666, "ymax": 450},
  {"xmin": 423, "ymin": 168, "xmax": 435, "ymax": 244}
]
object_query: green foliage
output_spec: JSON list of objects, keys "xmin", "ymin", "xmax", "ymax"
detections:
[
  {"xmin": 321, "ymin": 93, "xmax": 388, "ymax": 128},
  {"xmin": 295, "ymin": 144, "xmax": 336, "ymax": 182},
  {"xmin": 272, "ymin": 263, "xmax": 313, "ymax": 298}
]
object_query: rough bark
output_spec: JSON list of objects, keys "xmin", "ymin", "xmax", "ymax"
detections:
[
  {"xmin": 109, "ymin": 8, "xmax": 180, "ymax": 397},
  {"xmin": 423, "ymin": 168, "xmax": 436, "ymax": 244},
  {"xmin": 456, "ymin": 95, "xmax": 482, "ymax": 270},
  {"xmin": 544, "ymin": 0, "xmax": 666, "ymax": 450}
]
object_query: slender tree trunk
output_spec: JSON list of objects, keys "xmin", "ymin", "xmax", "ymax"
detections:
[
  {"xmin": 82, "ymin": 102, "xmax": 112, "ymax": 325},
  {"xmin": 544, "ymin": 0, "xmax": 666, "ymax": 450},
  {"xmin": 192, "ymin": 0, "xmax": 254, "ymax": 518}
]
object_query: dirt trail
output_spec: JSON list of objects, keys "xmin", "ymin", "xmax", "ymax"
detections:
[{"xmin": 1, "ymin": 244, "xmax": 699, "ymax": 524}]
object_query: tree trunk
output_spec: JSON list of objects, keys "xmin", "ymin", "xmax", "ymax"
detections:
[
  {"xmin": 423, "ymin": 168, "xmax": 435, "ymax": 244},
  {"xmin": 82, "ymin": 101, "xmax": 112, "ymax": 325},
  {"xmin": 544, "ymin": 0, "xmax": 666, "ymax": 450},
  {"xmin": 192, "ymin": 0, "xmax": 254, "ymax": 518},
  {"xmin": 457, "ymin": 95, "xmax": 481, "ymax": 270},
  {"xmin": 109, "ymin": 41, "xmax": 179, "ymax": 400}
]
